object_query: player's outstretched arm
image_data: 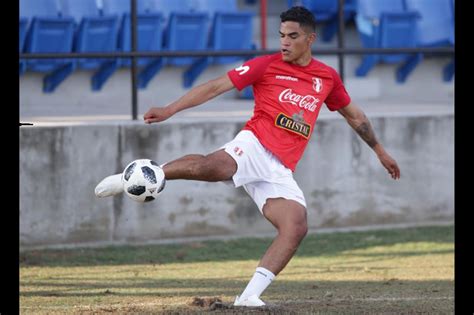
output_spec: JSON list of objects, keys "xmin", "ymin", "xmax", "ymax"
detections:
[
  {"xmin": 144, "ymin": 74, "xmax": 235, "ymax": 124},
  {"xmin": 337, "ymin": 102, "xmax": 401, "ymax": 180}
]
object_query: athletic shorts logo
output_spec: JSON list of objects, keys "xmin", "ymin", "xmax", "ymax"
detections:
[
  {"xmin": 235, "ymin": 65, "xmax": 250, "ymax": 75},
  {"xmin": 275, "ymin": 112, "xmax": 311, "ymax": 139},
  {"xmin": 234, "ymin": 146, "xmax": 244, "ymax": 156},
  {"xmin": 312, "ymin": 77, "xmax": 323, "ymax": 93}
]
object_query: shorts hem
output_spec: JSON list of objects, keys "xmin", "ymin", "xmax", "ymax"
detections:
[{"xmin": 258, "ymin": 196, "xmax": 307, "ymax": 214}]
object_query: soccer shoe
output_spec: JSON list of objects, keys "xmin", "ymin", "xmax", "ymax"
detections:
[
  {"xmin": 233, "ymin": 294, "xmax": 266, "ymax": 307},
  {"xmin": 94, "ymin": 173, "xmax": 123, "ymax": 197}
]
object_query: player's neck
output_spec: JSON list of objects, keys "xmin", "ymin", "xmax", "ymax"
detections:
[{"xmin": 290, "ymin": 52, "xmax": 313, "ymax": 67}]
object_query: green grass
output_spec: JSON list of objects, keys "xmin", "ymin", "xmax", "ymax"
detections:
[{"xmin": 20, "ymin": 225, "xmax": 454, "ymax": 314}]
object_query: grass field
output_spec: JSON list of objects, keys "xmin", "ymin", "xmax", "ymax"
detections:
[{"xmin": 20, "ymin": 225, "xmax": 454, "ymax": 314}]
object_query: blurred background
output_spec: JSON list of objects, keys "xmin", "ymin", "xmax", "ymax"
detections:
[{"xmin": 19, "ymin": 0, "xmax": 454, "ymax": 250}]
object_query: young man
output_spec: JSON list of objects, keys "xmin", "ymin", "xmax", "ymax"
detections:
[{"xmin": 95, "ymin": 6, "xmax": 400, "ymax": 307}]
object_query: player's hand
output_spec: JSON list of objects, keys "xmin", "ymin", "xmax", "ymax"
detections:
[
  {"xmin": 378, "ymin": 152, "xmax": 401, "ymax": 180},
  {"xmin": 143, "ymin": 107, "xmax": 173, "ymax": 124}
]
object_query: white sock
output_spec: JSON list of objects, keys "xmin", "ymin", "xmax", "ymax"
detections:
[{"xmin": 239, "ymin": 267, "xmax": 275, "ymax": 301}]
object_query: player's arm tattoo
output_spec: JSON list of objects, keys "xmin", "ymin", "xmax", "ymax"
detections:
[{"xmin": 354, "ymin": 115, "xmax": 378, "ymax": 149}]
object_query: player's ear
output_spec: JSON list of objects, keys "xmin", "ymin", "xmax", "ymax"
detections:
[{"xmin": 308, "ymin": 32, "xmax": 316, "ymax": 44}]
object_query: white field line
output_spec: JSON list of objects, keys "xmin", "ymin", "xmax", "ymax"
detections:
[{"xmin": 20, "ymin": 296, "xmax": 454, "ymax": 310}]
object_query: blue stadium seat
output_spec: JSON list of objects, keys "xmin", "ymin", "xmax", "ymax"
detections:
[
  {"xmin": 149, "ymin": 0, "xmax": 199, "ymax": 20},
  {"xmin": 287, "ymin": 0, "xmax": 356, "ymax": 42},
  {"xmin": 61, "ymin": 0, "xmax": 120, "ymax": 91},
  {"xmin": 401, "ymin": 0, "xmax": 455, "ymax": 82},
  {"xmin": 150, "ymin": 0, "xmax": 209, "ymax": 67},
  {"xmin": 163, "ymin": 11, "xmax": 209, "ymax": 66},
  {"xmin": 183, "ymin": 0, "xmax": 255, "ymax": 88},
  {"xmin": 99, "ymin": 0, "xmax": 208, "ymax": 88},
  {"xmin": 102, "ymin": 0, "xmax": 154, "ymax": 19},
  {"xmin": 20, "ymin": 0, "xmax": 61, "ymax": 18},
  {"xmin": 102, "ymin": 0, "xmax": 165, "ymax": 88},
  {"xmin": 198, "ymin": 0, "xmax": 254, "ymax": 64},
  {"xmin": 19, "ymin": 17, "xmax": 28, "ymax": 75},
  {"xmin": 406, "ymin": 0, "xmax": 453, "ymax": 46},
  {"xmin": 197, "ymin": 0, "xmax": 238, "ymax": 14},
  {"xmin": 344, "ymin": 0, "xmax": 357, "ymax": 17},
  {"xmin": 444, "ymin": 0, "xmax": 454, "ymax": 82},
  {"xmin": 355, "ymin": 0, "xmax": 419, "ymax": 82},
  {"xmin": 208, "ymin": 11, "xmax": 254, "ymax": 64},
  {"xmin": 20, "ymin": 0, "xmax": 76, "ymax": 92},
  {"xmin": 19, "ymin": 18, "xmax": 28, "ymax": 52},
  {"xmin": 288, "ymin": 0, "xmax": 337, "ymax": 21}
]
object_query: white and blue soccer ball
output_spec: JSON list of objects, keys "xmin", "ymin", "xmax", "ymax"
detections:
[{"xmin": 121, "ymin": 159, "xmax": 166, "ymax": 203}]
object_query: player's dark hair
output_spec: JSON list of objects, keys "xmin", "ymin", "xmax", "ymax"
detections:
[{"xmin": 280, "ymin": 6, "xmax": 316, "ymax": 33}]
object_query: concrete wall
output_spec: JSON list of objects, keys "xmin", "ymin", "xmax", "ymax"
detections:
[{"xmin": 19, "ymin": 113, "xmax": 454, "ymax": 249}]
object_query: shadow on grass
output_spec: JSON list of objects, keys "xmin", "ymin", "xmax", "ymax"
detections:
[
  {"xmin": 20, "ymin": 278, "xmax": 454, "ymax": 297},
  {"xmin": 19, "ymin": 279, "xmax": 454, "ymax": 314},
  {"xmin": 20, "ymin": 225, "xmax": 453, "ymax": 267}
]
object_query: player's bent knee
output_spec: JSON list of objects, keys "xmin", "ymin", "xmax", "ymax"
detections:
[
  {"xmin": 284, "ymin": 213, "xmax": 308, "ymax": 241},
  {"xmin": 298, "ymin": 222, "xmax": 308, "ymax": 240},
  {"xmin": 288, "ymin": 221, "xmax": 308, "ymax": 241}
]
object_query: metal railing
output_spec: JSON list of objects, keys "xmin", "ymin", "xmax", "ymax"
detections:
[{"xmin": 19, "ymin": 0, "xmax": 454, "ymax": 120}]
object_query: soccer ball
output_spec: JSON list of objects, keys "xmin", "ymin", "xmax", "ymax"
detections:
[{"xmin": 121, "ymin": 159, "xmax": 166, "ymax": 203}]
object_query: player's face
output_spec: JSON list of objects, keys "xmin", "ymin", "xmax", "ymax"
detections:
[{"xmin": 279, "ymin": 21, "xmax": 316, "ymax": 65}]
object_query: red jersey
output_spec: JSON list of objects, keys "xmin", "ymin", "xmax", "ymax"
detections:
[{"xmin": 227, "ymin": 53, "xmax": 351, "ymax": 171}]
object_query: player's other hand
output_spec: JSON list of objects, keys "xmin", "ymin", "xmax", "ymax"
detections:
[
  {"xmin": 378, "ymin": 152, "xmax": 401, "ymax": 180},
  {"xmin": 144, "ymin": 107, "xmax": 173, "ymax": 124}
]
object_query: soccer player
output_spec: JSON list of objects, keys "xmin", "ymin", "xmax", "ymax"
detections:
[{"xmin": 95, "ymin": 6, "xmax": 400, "ymax": 307}]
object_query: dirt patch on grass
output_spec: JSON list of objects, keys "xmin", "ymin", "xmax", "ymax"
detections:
[
  {"xmin": 184, "ymin": 296, "xmax": 454, "ymax": 314},
  {"xmin": 190, "ymin": 296, "xmax": 228, "ymax": 310}
]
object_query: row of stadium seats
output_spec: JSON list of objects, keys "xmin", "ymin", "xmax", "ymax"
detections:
[
  {"xmin": 354, "ymin": 0, "xmax": 454, "ymax": 83},
  {"xmin": 19, "ymin": 0, "xmax": 254, "ymax": 92},
  {"xmin": 287, "ymin": 0, "xmax": 454, "ymax": 83},
  {"xmin": 19, "ymin": 0, "xmax": 454, "ymax": 93}
]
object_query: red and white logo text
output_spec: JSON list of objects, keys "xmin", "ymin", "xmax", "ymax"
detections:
[{"xmin": 278, "ymin": 89, "xmax": 319, "ymax": 112}]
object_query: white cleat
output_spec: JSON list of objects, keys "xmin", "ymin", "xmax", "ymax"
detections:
[
  {"xmin": 94, "ymin": 174, "xmax": 123, "ymax": 197},
  {"xmin": 233, "ymin": 294, "xmax": 266, "ymax": 307}
]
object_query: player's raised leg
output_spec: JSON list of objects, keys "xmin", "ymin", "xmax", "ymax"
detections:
[
  {"xmin": 95, "ymin": 173, "xmax": 123, "ymax": 197},
  {"xmin": 163, "ymin": 149, "xmax": 236, "ymax": 181},
  {"xmin": 94, "ymin": 149, "xmax": 237, "ymax": 197}
]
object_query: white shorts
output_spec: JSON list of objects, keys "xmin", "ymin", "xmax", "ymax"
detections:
[{"xmin": 220, "ymin": 130, "xmax": 307, "ymax": 214}]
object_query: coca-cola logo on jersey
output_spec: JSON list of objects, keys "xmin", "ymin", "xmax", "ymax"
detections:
[{"xmin": 278, "ymin": 89, "xmax": 320, "ymax": 112}]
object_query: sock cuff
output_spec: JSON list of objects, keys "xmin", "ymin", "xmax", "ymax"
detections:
[{"xmin": 256, "ymin": 267, "xmax": 275, "ymax": 282}]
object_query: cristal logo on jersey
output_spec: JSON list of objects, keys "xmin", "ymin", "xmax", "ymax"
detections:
[
  {"xmin": 312, "ymin": 77, "xmax": 323, "ymax": 93},
  {"xmin": 235, "ymin": 65, "xmax": 249, "ymax": 75},
  {"xmin": 275, "ymin": 112, "xmax": 311, "ymax": 139},
  {"xmin": 278, "ymin": 89, "xmax": 320, "ymax": 112}
]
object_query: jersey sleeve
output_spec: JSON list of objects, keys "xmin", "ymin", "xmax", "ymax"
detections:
[
  {"xmin": 227, "ymin": 55, "xmax": 274, "ymax": 91},
  {"xmin": 324, "ymin": 66, "xmax": 351, "ymax": 111}
]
